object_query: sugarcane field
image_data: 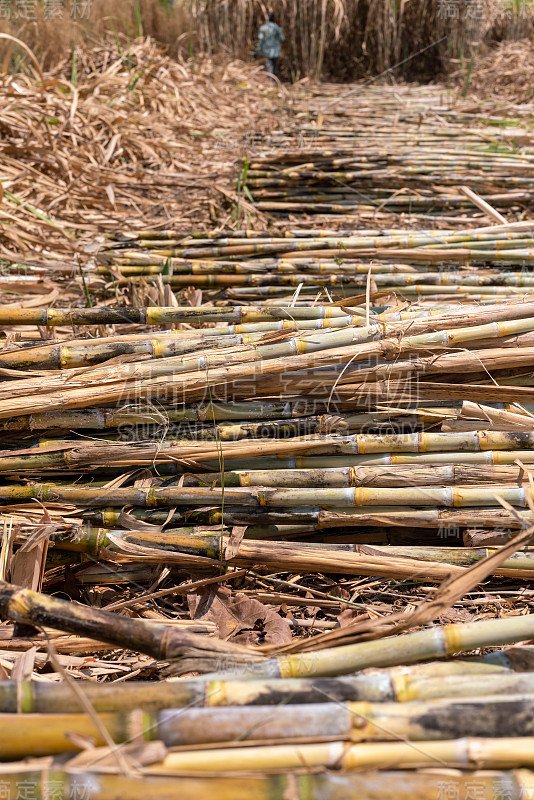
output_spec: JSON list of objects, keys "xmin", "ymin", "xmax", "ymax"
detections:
[{"xmin": 6, "ymin": 0, "xmax": 534, "ymax": 797}]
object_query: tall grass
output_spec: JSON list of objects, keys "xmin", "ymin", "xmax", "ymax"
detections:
[
  {"xmin": 191, "ymin": 0, "xmax": 534, "ymax": 80},
  {"xmin": 0, "ymin": 0, "xmax": 532, "ymax": 78},
  {"xmin": 0, "ymin": 0, "xmax": 193, "ymax": 68}
]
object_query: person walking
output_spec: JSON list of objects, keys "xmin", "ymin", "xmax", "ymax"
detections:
[{"xmin": 255, "ymin": 12, "xmax": 285, "ymax": 79}]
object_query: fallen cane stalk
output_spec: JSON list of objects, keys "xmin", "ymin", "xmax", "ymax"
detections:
[
  {"xmin": 4, "ymin": 582, "xmax": 534, "ymax": 678},
  {"xmin": 0, "ymin": 667, "xmax": 532, "ymax": 713},
  {"xmin": 0, "ymin": 766, "xmax": 526, "ymax": 799},
  {"xmin": 195, "ymin": 612, "xmax": 534, "ymax": 679},
  {"xmin": 157, "ymin": 736, "xmax": 534, "ymax": 773},
  {"xmin": 0, "ymin": 582, "xmax": 258, "ymax": 665}
]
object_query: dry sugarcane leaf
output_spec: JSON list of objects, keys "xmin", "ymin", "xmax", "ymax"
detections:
[
  {"xmin": 102, "ymin": 470, "xmax": 144, "ymax": 490},
  {"xmin": 133, "ymin": 469, "xmax": 155, "ymax": 490},
  {"xmin": 66, "ymin": 740, "xmax": 167, "ymax": 769},
  {"xmin": 337, "ymin": 608, "xmax": 370, "ymax": 627},
  {"xmin": 163, "ymin": 284, "xmax": 180, "ymax": 308},
  {"xmin": 183, "ymin": 286, "xmax": 203, "ymax": 308},
  {"xmin": 11, "ymin": 645, "xmax": 37, "ymax": 684},
  {"xmin": 117, "ymin": 509, "xmax": 166, "ymax": 533},
  {"xmin": 10, "ymin": 509, "xmax": 56, "ymax": 591},
  {"xmin": 188, "ymin": 585, "xmax": 292, "ymax": 645},
  {"xmin": 224, "ymin": 525, "xmax": 248, "ymax": 560},
  {"xmin": 16, "ymin": 508, "xmax": 58, "ymax": 555},
  {"xmin": 268, "ymin": 522, "xmax": 534, "ymax": 654}
]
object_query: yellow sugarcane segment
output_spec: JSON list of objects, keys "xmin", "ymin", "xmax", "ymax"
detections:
[
  {"xmin": 206, "ymin": 680, "xmax": 227, "ymax": 707},
  {"xmin": 145, "ymin": 309, "xmax": 162, "ymax": 324},
  {"xmin": 342, "ymin": 738, "xmax": 469, "ymax": 769},
  {"xmin": 347, "ymin": 702, "xmax": 377, "ymax": 740},
  {"xmin": 19, "ymin": 680, "xmax": 35, "ymax": 713},
  {"xmin": 159, "ymin": 741, "xmax": 341, "ymax": 772},
  {"xmin": 390, "ymin": 674, "xmax": 416, "ymax": 703},
  {"xmin": 8, "ymin": 587, "xmax": 32, "ymax": 621},
  {"xmin": 443, "ymin": 622, "xmax": 468, "ymax": 656},
  {"xmin": 102, "ymin": 510, "xmax": 120, "ymax": 526},
  {"xmin": 151, "ymin": 339, "xmax": 166, "ymax": 359},
  {"xmin": 239, "ymin": 472, "xmax": 252, "ymax": 486},
  {"xmin": 277, "ymin": 653, "xmax": 318, "ymax": 679},
  {"xmin": 0, "ymin": 713, "xmax": 113, "ymax": 757}
]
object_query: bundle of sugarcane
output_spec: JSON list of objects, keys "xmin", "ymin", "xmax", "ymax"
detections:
[
  {"xmin": 5, "ymin": 302, "xmax": 534, "ymax": 417},
  {"xmin": 5, "ymin": 503, "xmax": 529, "ymax": 546},
  {"xmin": 6, "ymin": 695, "xmax": 534, "ymax": 757},
  {"xmin": 2, "ymin": 302, "xmax": 534, "ymax": 562},
  {"xmin": 7, "ymin": 69, "xmax": 534, "ymax": 791},
  {"xmin": 92, "ymin": 220, "xmax": 534, "ymax": 304},
  {"xmin": 33, "ymin": 525, "xmax": 534, "ymax": 578},
  {"xmin": 240, "ymin": 83, "xmax": 534, "ymax": 222},
  {"xmin": 100, "ymin": 222, "xmax": 534, "ymax": 262},
  {"xmin": 7, "ymin": 585, "xmax": 534, "ymax": 779}
]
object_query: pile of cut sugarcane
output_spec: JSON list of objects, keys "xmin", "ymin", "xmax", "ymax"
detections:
[
  {"xmin": 2, "ymin": 295, "xmax": 534, "ymax": 792},
  {"xmin": 246, "ymin": 83, "xmax": 534, "ymax": 222},
  {"xmin": 88, "ymin": 85, "xmax": 534, "ymax": 308},
  {"xmin": 95, "ymin": 220, "xmax": 534, "ymax": 304},
  {"xmin": 3, "ymin": 298, "xmax": 534, "ymax": 545},
  {"xmin": 3, "ymin": 83, "xmax": 534, "ymax": 799}
]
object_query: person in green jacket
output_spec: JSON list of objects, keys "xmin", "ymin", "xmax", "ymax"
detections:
[{"xmin": 255, "ymin": 12, "xmax": 285, "ymax": 78}]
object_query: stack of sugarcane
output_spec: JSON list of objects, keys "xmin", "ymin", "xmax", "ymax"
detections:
[
  {"xmin": 2, "ymin": 329, "xmax": 534, "ymax": 777},
  {"xmin": 3, "ymin": 583, "xmax": 534, "ymax": 795},
  {"xmin": 4, "ymin": 83, "xmax": 534, "ymax": 796},
  {"xmin": 93, "ymin": 220, "xmax": 534, "ymax": 304},
  {"xmin": 3, "ymin": 299, "xmax": 534, "ymax": 561},
  {"xmin": 245, "ymin": 83, "xmax": 534, "ymax": 221}
]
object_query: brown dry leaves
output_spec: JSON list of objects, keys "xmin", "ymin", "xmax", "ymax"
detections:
[
  {"xmin": 0, "ymin": 35, "xmax": 279, "ymax": 268},
  {"xmin": 188, "ymin": 585, "xmax": 292, "ymax": 645},
  {"xmin": 451, "ymin": 39, "xmax": 534, "ymax": 103}
]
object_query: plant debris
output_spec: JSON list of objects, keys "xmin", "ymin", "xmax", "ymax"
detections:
[{"xmin": 1, "ymin": 44, "xmax": 534, "ymax": 799}]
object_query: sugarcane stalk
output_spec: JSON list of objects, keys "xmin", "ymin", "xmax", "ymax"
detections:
[
  {"xmin": 0, "ymin": 305, "xmax": 362, "ymax": 326},
  {"xmin": 0, "ymin": 582, "xmax": 256, "ymax": 665},
  {"xmin": 6, "ymin": 431, "xmax": 534, "ymax": 473},
  {"xmin": 202, "ymin": 613, "xmax": 534, "ymax": 679},
  {"xmin": 6, "ymin": 481, "xmax": 534, "ymax": 509},
  {"xmin": 377, "ymin": 546, "xmax": 534, "ymax": 570},
  {"xmin": 3, "ymin": 400, "xmax": 328, "ymax": 432},
  {"xmin": 105, "ymin": 530, "xmax": 463, "ymax": 581},
  {"xmin": 177, "ymin": 464, "xmax": 534, "ymax": 488},
  {"xmin": 4, "ymin": 696, "xmax": 534, "ymax": 758},
  {"xmin": 0, "ymin": 767, "xmax": 523, "ymax": 800},
  {"xmin": 158, "ymin": 736, "xmax": 534, "ymax": 772},
  {"xmin": 0, "ymin": 664, "xmax": 526, "ymax": 713}
]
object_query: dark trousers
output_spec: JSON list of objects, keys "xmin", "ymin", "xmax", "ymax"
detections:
[{"xmin": 265, "ymin": 57, "xmax": 279, "ymax": 77}]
